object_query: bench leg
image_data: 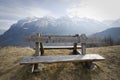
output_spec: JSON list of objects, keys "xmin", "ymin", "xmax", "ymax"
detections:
[
  {"xmin": 31, "ymin": 64, "xmax": 40, "ymax": 73},
  {"xmin": 31, "ymin": 64, "xmax": 35, "ymax": 73},
  {"xmin": 72, "ymin": 43, "xmax": 77, "ymax": 54},
  {"xmin": 72, "ymin": 50, "xmax": 82, "ymax": 55},
  {"xmin": 81, "ymin": 61, "xmax": 95, "ymax": 69}
]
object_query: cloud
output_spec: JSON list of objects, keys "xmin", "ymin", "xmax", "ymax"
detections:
[
  {"xmin": 0, "ymin": 19, "xmax": 16, "ymax": 30},
  {"xmin": 0, "ymin": 0, "xmax": 120, "ymax": 30},
  {"xmin": 0, "ymin": 0, "xmax": 53, "ymax": 30},
  {"xmin": 0, "ymin": 0, "xmax": 82, "ymax": 30},
  {"xmin": 0, "ymin": 6, "xmax": 51, "ymax": 19},
  {"xmin": 67, "ymin": 0, "xmax": 120, "ymax": 21},
  {"xmin": 0, "ymin": 0, "xmax": 81, "ymax": 19}
]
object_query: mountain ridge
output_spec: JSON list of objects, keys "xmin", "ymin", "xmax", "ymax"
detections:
[
  {"xmin": 93, "ymin": 27, "xmax": 120, "ymax": 41},
  {"xmin": 0, "ymin": 16, "xmax": 120, "ymax": 46}
]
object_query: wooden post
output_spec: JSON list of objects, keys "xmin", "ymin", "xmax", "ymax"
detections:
[
  {"xmin": 80, "ymin": 34, "xmax": 87, "ymax": 55},
  {"xmin": 35, "ymin": 33, "xmax": 41, "ymax": 56},
  {"xmin": 39, "ymin": 33, "xmax": 44, "ymax": 55},
  {"xmin": 34, "ymin": 33, "xmax": 41, "ymax": 72},
  {"xmin": 73, "ymin": 43, "xmax": 77, "ymax": 54},
  {"xmin": 81, "ymin": 43, "xmax": 86, "ymax": 55},
  {"xmin": 40, "ymin": 42, "xmax": 44, "ymax": 55}
]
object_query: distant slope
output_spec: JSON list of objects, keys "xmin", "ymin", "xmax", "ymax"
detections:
[
  {"xmin": 0, "ymin": 29, "xmax": 6, "ymax": 35},
  {"xmin": 110, "ymin": 18, "xmax": 120, "ymax": 27},
  {"xmin": 0, "ymin": 16, "xmax": 107, "ymax": 46},
  {"xmin": 93, "ymin": 27, "xmax": 120, "ymax": 40}
]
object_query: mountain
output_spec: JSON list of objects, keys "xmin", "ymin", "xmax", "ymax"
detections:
[
  {"xmin": 0, "ymin": 16, "xmax": 108, "ymax": 46},
  {"xmin": 110, "ymin": 19, "xmax": 120, "ymax": 27},
  {"xmin": 92, "ymin": 18, "xmax": 120, "ymax": 41},
  {"xmin": 93, "ymin": 27, "xmax": 120, "ymax": 41},
  {"xmin": 0, "ymin": 29, "xmax": 6, "ymax": 35},
  {"xmin": 102, "ymin": 18, "xmax": 120, "ymax": 27}
]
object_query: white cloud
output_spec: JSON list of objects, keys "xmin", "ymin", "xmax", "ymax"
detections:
[
  {"xmin": 0, "ymin": 6, "xmax": 51, "ymax": 30},
  {"xmin": 0, "ymin": 20, "xmax": 16, "ymax": 30},
  {"xmin": 0, "ymin": 0, "xmax": 120, "ymax": 30},
  {"xmin": 67, "ymin": 0, "xmax": 120, "ymax": 21},
  {"xmin": 0, "ymin": 20, "xmax": 16, "ymax": 23},
  {"xmin": 0, "ymin": 6, "xmax": 51, "ymax": 19},
  {"xmin": 26, "ymin": 7, "xmax": 51, "ymax": 17}
]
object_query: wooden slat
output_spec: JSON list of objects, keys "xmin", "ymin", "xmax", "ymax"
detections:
[
  {"xmin": 20, "ymin": 54, "xmax": 105, "ymax": 64},
  {"xmin": 25, "ymin": 35, "xmax": 81, "ymax": 43},
  {"xmin": 28, "ymin": 36, "xmax": 79, "ymax": 43},
  {"xmin": 43, "ymin": 45, "xmax": 81, "ymax": 49}
]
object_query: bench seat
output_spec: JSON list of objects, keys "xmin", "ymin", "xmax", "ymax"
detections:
[
  {"xmin": 20, "ymin": 54, "xmax": 105, "ymax": 64},
  {"xmin": 43, "ymin": 45, "xmax": 81, "ymax": 49}
]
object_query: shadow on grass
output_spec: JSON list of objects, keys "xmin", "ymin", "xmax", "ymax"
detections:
[
  {"xmin": 10, "ymin": 62, "xmax": 107, "ymax": 80},
  {"xmin": 9, "ymin": 65, "xmax": 36, "ymax": 80},
  {"xmin": 71, "ymin": 62, "xmax": 92, "ymax": 80},
  {"xmin": 9, "ymin": 63, "xmax": 93, "ymax": 80},
  {"xmin": 39, "ymin": 63, "xmax": 92, "ymax": 80},
  {"xmin": 0, "ymin": 64, "xmax": 18, "ymax": 77},
  {"xmin": 38, "ymin": 63, "xmax": 67, "ymax": 80}
]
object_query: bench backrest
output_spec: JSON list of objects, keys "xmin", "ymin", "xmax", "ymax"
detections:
[
  {"xmin": 25, "ymin": 33, "xmax": 87, "ymax": 56},
  {"xmin": 26, "ymin": 33, "xmax": 87, "ymax": 43}
]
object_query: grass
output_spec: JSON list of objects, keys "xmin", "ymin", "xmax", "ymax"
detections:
[{"xmin": 0, "ymin": 45, "xmax": 120, "ymax": 80}]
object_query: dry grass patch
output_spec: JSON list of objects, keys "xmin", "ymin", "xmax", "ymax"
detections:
[{"xmin": 0, "ymin": 46, "xmax": 120, "ymax": 80}]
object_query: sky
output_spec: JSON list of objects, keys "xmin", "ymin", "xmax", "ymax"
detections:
[{"xmin": 0, "ymin": 0, "xmax": 120, "ymax": 30}]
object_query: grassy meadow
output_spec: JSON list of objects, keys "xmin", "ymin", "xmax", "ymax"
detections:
[{"xmin": 0, "ymin": 45, "xmax": 120, "ymax": 80}]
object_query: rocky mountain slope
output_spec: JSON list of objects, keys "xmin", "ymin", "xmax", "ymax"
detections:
[
  {"xmin": 0, "ymin": 16, "xmax": 107, "ymax": 46},
  {"xmin": 0, "ymin": 29, "xmax": 6, "ymax": 35},
  {"xmin": 93, "ymin": 27, "xmax": 120, "ymax": 41}
]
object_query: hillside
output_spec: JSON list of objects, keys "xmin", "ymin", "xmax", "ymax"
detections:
[
  {"xmin": 0, "ymin": 46, "xmax": 120, "ymax": 80},
  {"xmin": 93, "ymin": 27, "xmax": 120, "ymax": 40},
  {"xmin": 0, "ymin": 29, "xmax": 6, "ymax": 35},
  {"xmin": 0, "ymin": 16, "xmax": 107, "ymax": 46}
]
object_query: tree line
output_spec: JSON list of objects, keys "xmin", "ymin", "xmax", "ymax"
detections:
[{"xmin": 87, "ymin": 36, "xmax": 120, "ymax": 47}]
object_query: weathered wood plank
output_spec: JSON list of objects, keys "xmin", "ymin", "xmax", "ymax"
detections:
[
  {"xmin": 20, "ymin": 54, "xmax": 105, "ymax": 64},
  {"xmin": 25, "ymin": 34, "xmax": 98, "ymax": 44},
  {"xmin": 25, "ymin": 34, "xmax": 81, "ymax": 43},
  {"xmin": 81, "ymin": 43, "xmax": 86, "ymax": 55},
  {"xmin": 34, "ymin": 33, "xmax": 41, "ymax": 71},
  {"xmin": 43, "ymin": 45, "xmax": 81, "ymax": 49}
]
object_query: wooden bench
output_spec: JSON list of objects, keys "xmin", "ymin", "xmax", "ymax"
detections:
[
  {"xmin": 20, "ymin": 54, "xmax": 104, "ymax": 64},
  {"xmin": 20, "ymin": 33, "xmax": 105, "ymax": 72}
]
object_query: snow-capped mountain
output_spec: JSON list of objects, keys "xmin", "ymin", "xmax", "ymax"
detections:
[{"xmin": 0, "ymin": 16, "xmax": 111, "ymax": 46}]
